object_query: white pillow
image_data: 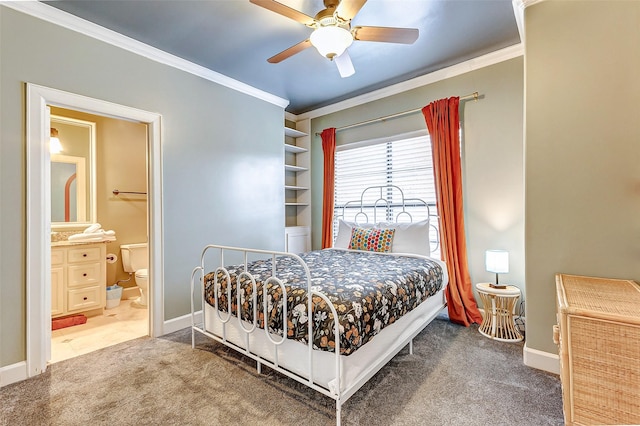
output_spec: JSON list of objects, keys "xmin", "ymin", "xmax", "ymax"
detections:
[
  {"xmin": 376, "ymin": 219, "xmax": 431, "ymax": 256},
  {"xmin": 333, "ymin": 219, "xmax": 374, "ymax": 249}
]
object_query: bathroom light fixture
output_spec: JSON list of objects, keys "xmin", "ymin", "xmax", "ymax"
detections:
[
  {"xmin": 485, "ymin": 250, "xmax": 509, "ymax": 289},
  {"xmin": 50, "ymin": 128, "xmax": 63, "ymax": 154},
  {"xmin": 309, "ymin": 25, "xmax": 353, "ymax": 59}
]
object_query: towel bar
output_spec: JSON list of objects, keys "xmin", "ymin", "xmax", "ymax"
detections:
[{"xmin": 112, "ymin": 189, "xmax": 147, "ymax": 195}]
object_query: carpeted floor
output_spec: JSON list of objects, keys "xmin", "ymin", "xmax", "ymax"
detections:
[{"xmin": 0, "ymin": 316, "xmax": 564, "ymax": 425}]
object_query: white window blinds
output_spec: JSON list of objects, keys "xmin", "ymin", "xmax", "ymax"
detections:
[{"xmin": 333, "ymin": 134, "xmax": 440, "ymax": 256}]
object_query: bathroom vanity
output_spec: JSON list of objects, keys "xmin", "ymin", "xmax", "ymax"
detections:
[{"xmin": 51, "ymin": 241, "xmax": 107, "ymax": 317}]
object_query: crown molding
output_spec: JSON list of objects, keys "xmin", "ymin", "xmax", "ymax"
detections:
[
  {"xmin": 512, "ymin": 0, "xmax": 525, "ymax": 43},
  {"xmin": 296, "ymin": 43, "xmax": 524, "ymax": 120},
  {"xmin": 512, "ymin": 0, "xmax": 544, "ymax": 42},
  {"xmin": 1, "ymin": 0, "xmax": 289, "ymax": 109},
  {"xmin": 521, "ymin": 0, "xmax": 546, "ymax": 7}
]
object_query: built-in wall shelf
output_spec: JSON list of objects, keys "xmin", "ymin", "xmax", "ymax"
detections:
[
  {"xmin": 285, "ymin": 185, "xmax": 308, "ymax": 191},
  {"xmin": 285, "ymin": 143, "xmax": 308, "ymax": 154},
  {"xmin": 285, "ymin": 127, "xmax": 307, "ymax": 138},
  {"xmin": 284, "ymin": 119, "xmax": 311, "ymax": 247},
  {"xmin": 285, "ymin": 164, "xmax": 308, "ymax": 172}
]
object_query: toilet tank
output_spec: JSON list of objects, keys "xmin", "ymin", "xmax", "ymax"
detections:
[{"xmin": 120, "ymin": 243, "xmax": 148, "ymax": 273}]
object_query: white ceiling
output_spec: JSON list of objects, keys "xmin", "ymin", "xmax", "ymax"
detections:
[{"xmin": 42, "ymin": 0, "xmax": 521, "ymax": 114}]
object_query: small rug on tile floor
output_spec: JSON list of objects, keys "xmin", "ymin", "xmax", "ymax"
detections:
[{"xmin": 51, "ymin": 314, "xmax": 87, "ymax": 331}]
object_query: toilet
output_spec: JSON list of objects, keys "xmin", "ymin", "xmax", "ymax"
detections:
[{"xmin": 120, "ymin": 243, "xmax": 149, "ymax": 307}]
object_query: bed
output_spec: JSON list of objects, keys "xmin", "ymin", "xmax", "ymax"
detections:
[{"xmin": 190, "ymin": 186, "xmax": 448, "ymax": 425}]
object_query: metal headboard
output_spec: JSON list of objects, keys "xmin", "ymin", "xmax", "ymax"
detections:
[{"xmin": 334, "ymin": 185, "xmax": 440, "ymax": 253}]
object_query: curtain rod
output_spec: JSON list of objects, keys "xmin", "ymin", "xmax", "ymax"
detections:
[{"xmin": 314, "ymin": 91, "xmax": 479, "ymax": 136}]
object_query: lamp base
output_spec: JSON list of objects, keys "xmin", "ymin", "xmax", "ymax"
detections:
[{"xmin": 489, "ymin": 283, "xmax": 507, "ymax": 289}]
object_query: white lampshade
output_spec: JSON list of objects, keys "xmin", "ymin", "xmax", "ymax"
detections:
[
  {"xmin": 485, "ymin": 250, "xmax": 509, "ymax": 274},
  {"xmin": 310, "ymin": 26, "xmax": 353, "ymax": 59},
  {"xmin": 50, "ymin": 128, "xmax": 63, "ymax": 154}
]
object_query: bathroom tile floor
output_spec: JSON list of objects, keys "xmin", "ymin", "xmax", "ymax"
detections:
[{"xmin": 50, "ymin": 298, "xmax": 148, "ymax": 364}]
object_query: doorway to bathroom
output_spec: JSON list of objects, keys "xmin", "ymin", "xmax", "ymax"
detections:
[
  {"xmin": 49, "ymin": 107, "xmax": 150, "ymax": 363},
  {"xmin": 26, "ymin": 83, "xmax": 164, "ymax": 377}
]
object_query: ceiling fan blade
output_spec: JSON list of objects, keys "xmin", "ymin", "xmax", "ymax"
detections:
[
  {"xmin": 250, "ymin": 0, "xmax": 315, "ymax": 26},
  {"xmin": 353, "ymin": 26, "xmax": 419, "ymax": 44},
  {"xmin": 334, "ymin": 50, "xmax": 355, "ymax": 78},
  {"xmin": 267, "ymin": 39, "xmax": 313, "ymax": 63},
  {"xmin": 336, "ymin": 0, "xmax": 367, "ymax": 21}
]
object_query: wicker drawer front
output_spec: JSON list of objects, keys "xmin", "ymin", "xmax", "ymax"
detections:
[
  {"xmin": 557, "ymin": 274, "xmax": 640, "ymax": 425},
  {"xmin": 568, "ymin": 315, "xmax": 640, "ymax": 425}
]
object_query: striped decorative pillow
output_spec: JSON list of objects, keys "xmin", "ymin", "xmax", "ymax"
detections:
[{"xmin": 348, "ymin": 227, "xmax": 395, "ymax": 253}]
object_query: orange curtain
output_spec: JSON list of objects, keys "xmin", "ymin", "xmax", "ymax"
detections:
[
  {"xmin": 422, "ymin": 97, "xmax": 482, "ymax": 326},
  {"xmin": 320, "ymin": 128, "xmax": 337, "ymax": 249}
]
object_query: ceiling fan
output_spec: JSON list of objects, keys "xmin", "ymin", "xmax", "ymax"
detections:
[{"xmin": 250, "ymin": 0, "xmax": 419, "ymax": 78}]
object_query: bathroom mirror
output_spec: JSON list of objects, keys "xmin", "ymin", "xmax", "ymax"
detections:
[{"xmin": 50, "ymin": 115, "xmax": 97, "ymax": 229}]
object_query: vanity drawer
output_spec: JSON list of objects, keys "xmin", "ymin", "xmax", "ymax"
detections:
[
  {"xmin": 51, "ymin": 248, "xmax": 65, "ymax": 266},
  {"xmin": 68, "ymin": 263, "xmax": 102, "ymax": 287},
  {"xmin": 68, "ymin": 246, "xmax": 102, "ymax": 263},
  {"xmin": 67, "ymin": 285, "xmax": 102, "ymax": 311}
]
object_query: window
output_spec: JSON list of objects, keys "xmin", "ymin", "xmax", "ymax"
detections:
[{"xmin": 333, "ymin": 133, "xmax": 440, "ymax": 257}]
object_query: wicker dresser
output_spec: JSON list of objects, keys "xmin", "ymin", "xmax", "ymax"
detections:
[{"xmin": 555, "ymin": 274, "xmax": 640, "ymax": 425}]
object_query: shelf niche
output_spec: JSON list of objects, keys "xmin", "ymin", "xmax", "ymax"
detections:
[{"xmin": 284, "ymin": 118, "xmax": 311, "ymax": 253}]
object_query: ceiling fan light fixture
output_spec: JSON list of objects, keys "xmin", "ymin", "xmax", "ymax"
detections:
[{"xmin": 310, "ymin": 26, "xmax": 353, "ymax": 59}]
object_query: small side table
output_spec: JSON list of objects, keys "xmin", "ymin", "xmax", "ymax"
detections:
[{"xmin": 476, "ymin": 283, "xmax": 523, "ymax": 342}]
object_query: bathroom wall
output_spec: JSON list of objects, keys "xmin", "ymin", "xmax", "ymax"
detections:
[{"xmin": 51, "ymin": 107, "xmax": 148, "ymax": 289}]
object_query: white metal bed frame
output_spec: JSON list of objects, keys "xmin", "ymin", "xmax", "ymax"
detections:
[{"xmin": 189, "ymin": 185, "xmax": 446, "ymax": 425}]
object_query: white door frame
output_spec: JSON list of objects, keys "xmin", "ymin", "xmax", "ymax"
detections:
[{"xmin": 26, "ymin": 83, "xmax": 164, "ymax": 377}]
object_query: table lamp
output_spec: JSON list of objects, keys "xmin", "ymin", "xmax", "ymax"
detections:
[{"xmin": 485, "ymin": 250, "xmax": 509, "ymax": 289}]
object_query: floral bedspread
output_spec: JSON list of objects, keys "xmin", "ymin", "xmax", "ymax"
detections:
[{"xmin": 203, "ymin": 249, "xmax": 444, "ymax": 355}]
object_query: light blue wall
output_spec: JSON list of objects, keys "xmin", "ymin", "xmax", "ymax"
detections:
[{"xmin": 0, "ymin": 6, "xmax": 285, "ymax": 366}]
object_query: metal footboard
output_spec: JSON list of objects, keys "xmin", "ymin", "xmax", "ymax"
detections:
[{"xmin": 190, "ymin": 245, "xmax": 346, "ymax": 424}]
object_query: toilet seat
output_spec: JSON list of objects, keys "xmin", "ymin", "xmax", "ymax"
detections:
[{"xmin": 135, "ymin": 268, "xmax": 148, "ymax": 279}]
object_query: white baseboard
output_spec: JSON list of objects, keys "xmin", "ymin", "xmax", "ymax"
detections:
[
  {"xmin": 162, "ymin": 310, "xmax": 202, "ymax": 335},
  {"xmin": 523, "ymin": 343, "xmax": 560, "ymax": 375},
  {"xmin": 0, "ymin": 361, "xmax": 28, "ymax": 388}
]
